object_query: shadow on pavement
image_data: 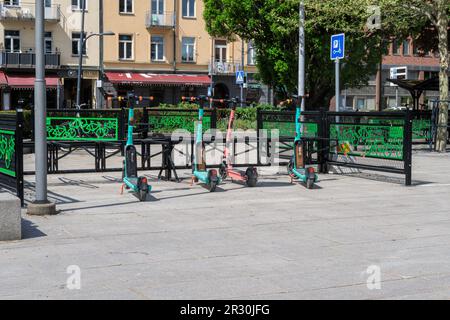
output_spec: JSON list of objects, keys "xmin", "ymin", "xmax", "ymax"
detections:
[{"xmin": 21, "ymin": 218, "xmax": 47, "ymax": 240}]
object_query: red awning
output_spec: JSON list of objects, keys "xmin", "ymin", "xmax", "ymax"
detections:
[
  {"xmin": 6, "ymin": 74, "xmax": 59, "ymax": 88},
  {"xmin": 105, "ymin": 72, "xmax": 211, "ymax": 87},
  {"xmin": 0, "ymin": 71, "xmax": 7, "ymax": 87}
]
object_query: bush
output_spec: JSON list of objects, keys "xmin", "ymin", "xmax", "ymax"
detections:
[{"xmin": 0, "ymin": 110, "xmax": 32, "ymax": 139}]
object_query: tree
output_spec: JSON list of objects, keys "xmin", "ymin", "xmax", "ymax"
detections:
[
  {"xmin": 382, "ymin": 0, "xmax": 449, "ymax": 151},
  {"xmin": 204, "ymin": 0, "xmax": 393, "ymax": 108}
]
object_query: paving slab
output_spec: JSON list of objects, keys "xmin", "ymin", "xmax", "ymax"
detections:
[{"xmin": 1, "ymin": 151, "xmax": 450, "ymax": 299}]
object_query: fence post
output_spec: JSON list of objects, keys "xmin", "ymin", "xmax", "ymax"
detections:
[
  {"xmin": 142, "ymin": 106, "xmax": 149, "ymax": 139},
  {"xmin": 16, "ymin": 109, "xmax": 24, "ymax": 206},
  {"xmin": 31, "ymin": 108, "xmax": 35, "ymax": 142},
  {"xmin": 211, "ymin": 108, "xmax": 217, "ymax": 129},
  {"xmin": 256, "ymin": 109, "xmax": 262, "ymax": 165},
  {"xmin": 404, "ymin": 109, "xmax": 413, "ymax": 186}
]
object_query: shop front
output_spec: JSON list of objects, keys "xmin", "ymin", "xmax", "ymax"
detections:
[
  {"xmin": 104, "ymin": 72, "xmax": 211, "ymax": 107},
  {"xmin": 0, "ymin": 72, "xmax": 60, "ymax": 110}
]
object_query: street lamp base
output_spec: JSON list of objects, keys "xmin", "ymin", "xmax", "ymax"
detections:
[{"xmin": 27, "ymin": 201, "xmax": 57, "ymax": 216}]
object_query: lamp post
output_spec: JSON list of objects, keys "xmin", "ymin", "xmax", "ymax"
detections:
[
  {"xmin": 298, "ymin": 0, "xmax": 306, "ymax": 112},
  {"xmin": 75, "ymin": 31, "xmax": 115, "ymax": 109},
  {"xmin": 28, "ymin": 0, "xmax": 55, "ymax": 215}
]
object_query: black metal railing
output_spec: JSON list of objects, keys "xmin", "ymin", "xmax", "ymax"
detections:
[
  {"xmin": 0, "ymin": 110, "xmax": 24, "ymax": 205},
  {"xmin": 0, "ymin": 51, "xmax": 60, "ymax": 68},
  {"xmin": 257, "ymin": 109, "xmax": 413, "ymax": 185}
]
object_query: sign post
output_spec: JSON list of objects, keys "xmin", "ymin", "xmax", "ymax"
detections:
[
  {"xmin": 236, "ymin": 70, "xmax": 245, "ymax": 106},
  {"xmin": 390, "ymin": 66, "xmax": 408, "ymax": 108},
  {"xmin": 331, "ymin": 34, "xmax": 345, "ymax": 112}
]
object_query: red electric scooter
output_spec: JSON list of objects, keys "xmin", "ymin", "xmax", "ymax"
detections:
[{"xmin": 219, "ymin": 97, "xmax": 258, "ymax": 187}]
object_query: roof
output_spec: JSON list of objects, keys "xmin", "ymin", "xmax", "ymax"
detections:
[
  {"xmin": 0, "ymin": 71, "xmax": 7, "ymax": 87},
  {"xmin": 105, "ymin": 72, "xmax": 211, "ymax": 87},
  {"xmin": 6, "ymin": 74, "xmax": 59, "ymax": 88},
  {"xmin": 387, "ymin": 77, "xmax": 441, "ymax": 92}
]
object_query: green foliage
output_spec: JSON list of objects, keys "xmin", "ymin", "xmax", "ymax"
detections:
[{"xmin": 203, "ymin": 0, "xmax": 441, "ymax": 108}]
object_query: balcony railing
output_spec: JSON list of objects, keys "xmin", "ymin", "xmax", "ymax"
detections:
[
  {"xmin": 145, "ymin": 11, "xmax": 175, "ymax": 28},
  {"xmin": 0, "ymin": 51, "xmax": 61, "ymax": 68},
  {"xmin": 0, "ymin": 2, "xmax": 60, "ymax": 22},
  {"xmin": 209, "ymin": 60, "xmax": 243, "ymax": 75}
]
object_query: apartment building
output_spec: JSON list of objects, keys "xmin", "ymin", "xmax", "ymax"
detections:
[
  {"xmin": 101, "ymin": 0, "xmax": 261, "ymax": 106},
  {"xmin": 343, "ymin": 39, "xmax": 440, "ymax": 111},
  {"xmin": 0, "ymin": 0, "xmax": 100, "ymax": 110}
]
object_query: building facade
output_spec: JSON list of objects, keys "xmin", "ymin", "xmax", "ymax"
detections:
[
  {"xmin": 101, "ymin": 0, "xmax": 262, "ymax": 107},
  {"xmin": 342, "ymin": 38, "xmax": 440, "ymax": 111},
  {"xmin": 0, "ymin": 0, "xmax": 100, "ymax": 110}
]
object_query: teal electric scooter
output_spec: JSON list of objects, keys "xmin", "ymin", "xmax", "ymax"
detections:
[
  {"xmin": 121, "ymin": 93, "xmax": 152, "ymax": 201},
  {"xmin": 287, "ymin": 95, "xmax": 318, "ymax": 189},
  {"xmin": 187, "ymin": 96, "xmax": 221, "ymax": 192}
]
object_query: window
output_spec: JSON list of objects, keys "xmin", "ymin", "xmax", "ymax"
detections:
[
  {"xmin": 72, "ymin": 0, "xmax": 87, "ymax": 10},
  {"xmin": 72, "ymin": 32, "xmax": 86, "ymax": 55},
  {"xmin": 356, "ymin": 98, "xmax": 365, "ymax": 110},
  {"xmin": 45, "ymin": 32, "xmax": 52, "ymax": 54},
  {"xmin": 4, "ymin": 0, "xmax": 20, "ymax": 6},
  {"xmin": 4, "ymin": 30, "xmax": 20, "ymax": 53},
  {"xmin": 119, "ymin": 0, "xmax": 133, "ymax": 13},
  {"xmin": 402, "ymin": 39, "xmax": 410, "ymax": 56},
  {"xmin": 119, "ymin": 34, "xmax": 133, "ymax": 60},
  {"xmin": 151, "ymin": 0, "xmax": 164, "ymax": 14},
  {"xmin": 182, "ymin": 0, "xmax": 195, "ymax": 18},
  {"xmin": 413, "ymin": 42, "xmax": 420, "ymax": 56},
  {"xmin": 248, "ymin": 41, "xmax": 256, "ymax": 65},
  {"xmin": 214, "ymin": 40, "xmax": 227, "ymax": 63},
  {"xmin": 392, "ymin": 39, "xmax": 400, "ymax": 55},
  {"xmin": 151, "ymin": 36, "xmax": 164, "ymax": 61},
  {"xmin": 182, "ymin": 37, "xmax": 195, "ymax": 62}
]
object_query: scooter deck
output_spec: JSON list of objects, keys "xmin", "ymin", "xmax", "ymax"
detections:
[{"xmin": 227, "ymin": 169, "xmax": 247, "ymax": 181}]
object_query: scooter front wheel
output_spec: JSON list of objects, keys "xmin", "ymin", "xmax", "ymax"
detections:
[
  {"xmin": 306, "ymin": 177, "xmax": 314, "ymax": 189},
  {"xmin": 219, "ymin": 162, "xmax": 228, "ymax": 180},
  {"xmin": 209, "ymin": 180, "xmax": 218, "ymax": 192},
  {"xmin": 138, "ymin": 190, "xmax": 148, "ymax": 201},
  {"xmin": 246, "ymin": 167, "xmax": 258, "ymax": 187}
]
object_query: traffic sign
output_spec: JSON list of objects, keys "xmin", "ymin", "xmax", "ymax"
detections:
[
  {"xmin": 330, "ymin": 33, "xmax": 345, "ymax": 60},
  {"xmin": 236, "ymin": 71, "xmax": 245, "ymax": 85},
  {"xmin": 389, "ymin": 66, "xmax": 408, "ymax": 86}
]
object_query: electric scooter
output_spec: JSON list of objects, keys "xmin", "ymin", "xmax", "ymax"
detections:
[
  {"xmin": 219, "ymin": 97, "xmax": 258, "ymax": 187},
  {"xmin": 121, "ymin": 93, "xmax": 152, "ymax": 201},
  {"xmin": 186, "ymin": 96, "xmax": 221, "ymax": 192},
  {"xmin": 287, "ymin": 95, "xmax": 318, "ymax": 189}
]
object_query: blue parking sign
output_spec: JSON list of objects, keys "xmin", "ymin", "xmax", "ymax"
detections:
[{"xmin": 330, "ymin": 33, "xmax": 345, "ymax": 60}]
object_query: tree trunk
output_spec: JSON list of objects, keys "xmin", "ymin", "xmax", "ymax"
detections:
[{"xmin": 435, "ymin": 0, "xmax": 449, "ymax": 152}]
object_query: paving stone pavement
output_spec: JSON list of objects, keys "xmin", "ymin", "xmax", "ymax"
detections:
[{"xmin": 1, "ymin": 150, "xmax": 450, "ymax": 299}]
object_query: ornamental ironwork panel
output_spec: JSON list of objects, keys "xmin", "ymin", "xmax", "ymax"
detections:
[
  {"xmin": 330, "ymin": 124, "xmax": 404, "ymax": 160},
  {"xmin": 0, "ymin": 129, "xmax": 16, "ymax": 177},
  {"xmin": 46, "ymin": 117, "xmax": 119, "ymax": 141}
]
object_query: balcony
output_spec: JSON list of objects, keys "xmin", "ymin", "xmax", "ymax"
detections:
[
  {"xmin": 0, "ymin": 50, "xmax": 61, "ymax": 69},
  {"xmin": 145, "ymin": 11, "xmax": 175, "ymax": 28},
  {"xmin": 209, "ymin": 60, "xmax": 243, "ymax": 75},
  {"xmin": 0, "ymin": 2, "xmax": 61, "ymax": 22}
]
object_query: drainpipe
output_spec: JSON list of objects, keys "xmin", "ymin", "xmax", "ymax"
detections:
[
  {"xmin": 98, "ymin": 0, "xmax": 104, "ymax": 109},
  {"xmin": 173, "ymin": 0, "xmax": 176, "ymax": 73}
]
